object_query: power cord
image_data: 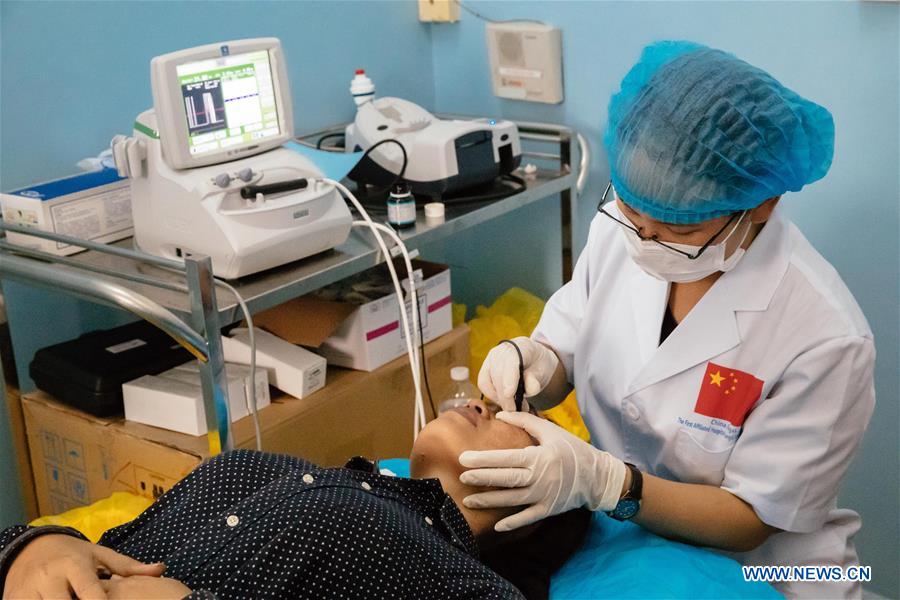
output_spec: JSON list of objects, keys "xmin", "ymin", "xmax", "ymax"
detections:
[
  {"xmin": 454, "ymin": 0, "xmax": 496, "ymax": 22},
  {"xmin": 351, "ymin": 138, "xmax": 409, "ymax": 198},
  {"xmin": 316, "ymin": 132, "xmax": 345, "ymax": 150},
  {"xmin": 214, "ymin": 280, "xmax": 263, "ymax": 452},
  {"xmin": 351, "ymin": 174, "xmax": 526, "ymax": 217},
  {"xmin": 453, "ymin": 0, "xmax": 545, "ymax": 25},
  {"xmin": 440, "ymin": 173, "xmax": 526, "ymax": 205},
  {"xmin": 418, "ymin": 311, "xmax": 434, "ymax": 412}
]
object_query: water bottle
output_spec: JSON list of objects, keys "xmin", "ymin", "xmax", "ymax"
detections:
[
  {"xmin": 350, "ymin": 69, "xmax": 375, "ymax": 106},
  {"xmin": 438, "ymin": 366, "xmax": 480, "ymax": 414}
]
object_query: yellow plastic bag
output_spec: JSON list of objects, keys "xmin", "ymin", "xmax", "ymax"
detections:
[
  {"xmin": 474, "ymin": 287, "xmax": 545, "ymax": 336},
  {"xmin": 451, "ymin": 302, "xmax": 467, "ymax": 328},
  {"xmin": 30, "ymin": 492, "xmax": 153, "ymax": 543},
  {"xmin": 467, "ymin": 288, "xmax": 589, "ymax": 442}
]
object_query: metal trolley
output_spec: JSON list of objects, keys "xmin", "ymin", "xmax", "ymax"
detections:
[{"xmin": 0, "ymin": 119, "xmax": 588, "ymax": 459}]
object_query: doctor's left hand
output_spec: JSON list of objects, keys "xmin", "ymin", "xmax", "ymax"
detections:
[{"xmin": 459, "ymin": 412, "xmax": 628, "ymax": 532}]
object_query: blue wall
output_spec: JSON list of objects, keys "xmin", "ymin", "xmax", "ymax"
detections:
[
  {"xmin": 0, "ymin": 0, "xmax": 435, "ymax": 524},
  {"xmin": 426, "ymin": 2, "xmax": 899, "ymax": 596}
]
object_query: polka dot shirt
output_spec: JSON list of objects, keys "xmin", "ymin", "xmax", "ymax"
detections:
[{"xmin": 1, "ymin": 450, "xmax": 524, "ymax": 599}]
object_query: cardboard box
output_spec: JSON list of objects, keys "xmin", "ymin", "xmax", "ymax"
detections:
[
  {"xmin": 253, "ymin": 260, "xmax": 452, "ymax": 371},
  {"xmin": 1, "ymin": 168, "xmax": 132, "ymax": 256},
  {"xmin": 23, "ymin": 325, "xmax": 468, "ymax": 515}
]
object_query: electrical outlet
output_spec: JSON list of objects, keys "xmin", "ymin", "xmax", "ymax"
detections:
[{"xmin": 418, "ymin": 0, "xmax": 459, "ymax": 23}]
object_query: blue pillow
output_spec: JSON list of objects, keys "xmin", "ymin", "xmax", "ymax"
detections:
[{"xmin": 378, "ymin": 459, "xmax": 779, "ymax": 599}]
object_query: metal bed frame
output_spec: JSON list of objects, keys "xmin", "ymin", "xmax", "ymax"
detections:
[{"xmin": 0, "ymin": 119, "xmax": 588, "ymax": 458}]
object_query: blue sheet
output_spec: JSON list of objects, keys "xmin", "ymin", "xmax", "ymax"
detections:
[
  {"xmin": 379, "ymin": 459, "xmax": 779, "ymax": 599},
  {"xmin": 283, "ymin": 141, "xmax": 362, "ymax": 181}
]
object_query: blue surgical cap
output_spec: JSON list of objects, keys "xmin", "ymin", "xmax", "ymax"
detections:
[{"xmin": 603, "ymin": 41, "xmax": 835, "ymax": 224}]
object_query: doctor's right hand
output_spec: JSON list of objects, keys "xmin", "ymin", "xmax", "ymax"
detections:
[
  {"xmin": 478, "ymin": 337, "xmax": 560, "ymax": 412},
  {"xmin": 3, "ymin": 533, "xmax": 165, "ymax": 599}
]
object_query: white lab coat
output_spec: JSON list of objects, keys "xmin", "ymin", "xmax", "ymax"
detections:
[{"xmin": 532, "ymin": 203, "xmax": 875, "ymax": 599}]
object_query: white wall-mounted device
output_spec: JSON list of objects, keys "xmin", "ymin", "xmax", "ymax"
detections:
[{"xmin": 486, "ymin": 21, "xmax": 564, "ymax": 104}]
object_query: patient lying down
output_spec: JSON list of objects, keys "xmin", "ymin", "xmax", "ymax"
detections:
[{"xmin": 1, "ymin": 399, "xmax": 590, "ymax": 600}]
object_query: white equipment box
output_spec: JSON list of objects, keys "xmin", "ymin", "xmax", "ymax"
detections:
[
  {"xmin": 486, "ymin": 21, "xmax": 564, "ymax": 104},
  {"xmin": 1, "ymin": 168, "xmax": 131, "ymax": 256},
  {"xmin": 222, "ymin": 328, "xmax": 326, "ymax": 399}
]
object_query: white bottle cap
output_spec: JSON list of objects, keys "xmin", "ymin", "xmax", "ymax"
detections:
[
  {"xmin": 424, "ymin": 202, "xmax": 445, "ymax": 222},
  {"xmin": 450, "ymin": 366, "xmax": 469, "ymax": 381}
]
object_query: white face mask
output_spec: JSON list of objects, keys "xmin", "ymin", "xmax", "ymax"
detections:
[{"xmin": 621, "ymin": 210, "xmax": 752, "ymax": 283}]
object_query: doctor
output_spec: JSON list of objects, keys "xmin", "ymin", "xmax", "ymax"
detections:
[{"xmin": 461, "ymin": 41, "xmax": 875, "ymax": 598}]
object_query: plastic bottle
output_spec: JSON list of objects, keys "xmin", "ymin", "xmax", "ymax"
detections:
[
  {"xmin": 350, "ymin": 69, "xmax": 375, "ymax": 106},
  {"xmin": 387, "ymin": 181, "xmax": 416, "ymax": 229},
  {"xmin": 438, "ymin": 366, "xmax": 480, "ymax": 414}
]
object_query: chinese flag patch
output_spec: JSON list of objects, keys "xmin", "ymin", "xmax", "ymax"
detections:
[{"xmin": 694, "ymin": 362, "xmax": 764, "ymax": 427}]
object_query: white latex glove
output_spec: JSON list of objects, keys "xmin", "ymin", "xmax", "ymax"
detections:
[
  {"xmin": 477, "ymin": 337, "xmax": 560, "ymax": 412},
  {"xmin": 459, "ymin": 412, "xmax": 627, "ymax": 532}
]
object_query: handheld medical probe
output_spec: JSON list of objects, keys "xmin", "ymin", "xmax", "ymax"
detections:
[{"xmin": 482, "ymin": 339, "xmax": 527, "ymax": 413}]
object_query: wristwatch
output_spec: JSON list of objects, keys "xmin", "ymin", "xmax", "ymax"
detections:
[{"xmin": 607, "ymin": 462, "xmax": 643, "ymax": 521}]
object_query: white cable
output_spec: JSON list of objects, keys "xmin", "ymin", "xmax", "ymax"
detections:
[
  {"xmin": 348, "ymin": 220, "xmax": 425, "ymax": 439},
  {"xmin": 322, "ymin": 177, "xmax": 426, "ymax": 439},
  {"xmin": 360, "ymin": 221, "xmax": 428, "ymax": 433},
  {"xmin": 347, "ymin": 218, "xmax": 424, "ymax": 439},
  {"xmin": 135, "ymin": 254, "xmax": 262, "ymax": 450},
  {"xmin": 214, "ymin": 279, "xmax": 262, "ymax": 452}
]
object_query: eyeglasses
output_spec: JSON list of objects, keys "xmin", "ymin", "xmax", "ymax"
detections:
[{"xmin": 597, "ymin": 181, "xmax": 741, "ymax": 260}]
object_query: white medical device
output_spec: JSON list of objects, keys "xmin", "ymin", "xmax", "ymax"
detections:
[
  {"xmin": 486, "ymin": 21, "xmax": 564, "ymax": 104},
  {"xmin": 114, "ymin": 38, "xmax": 352, "ymax": 279},
  {"xmin": 344, "ymin": 72, "xmax": 522, "ymax": 198}
]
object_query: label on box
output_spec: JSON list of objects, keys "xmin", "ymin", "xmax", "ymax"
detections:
[
  {"xmin": 106, "ymin": 338, "xmax": 147, "ymax": 354},
  {"xmin": 399, "ymin": 294, "xmax": 429, "ymax": 341},
  {"xmin": 50, "ymin": 186, "xmax": 132, "ymax": 250},
  {"xmin": 304, "ymin": 364, "xmax": 325, "ymax": 395}
]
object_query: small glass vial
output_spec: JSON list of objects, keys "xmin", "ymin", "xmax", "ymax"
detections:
[{"xmin": 387, "ymin": 182, "xmax": 416, "ymax": 229}]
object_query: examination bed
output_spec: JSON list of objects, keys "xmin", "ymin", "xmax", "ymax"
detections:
[
  {"xmin": 380, "ymin": 459, "xmax": 781, "ymax": 599},
  {"xmin": 31, "ymin": 458, "xmax": 781, "ymax": 599}
]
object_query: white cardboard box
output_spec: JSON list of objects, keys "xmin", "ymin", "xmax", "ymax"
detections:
[
  {"xmin": 222, "ymin": 328, "xmax": 326, "ymax": 399},
  {"xmin": 1, "ymin": 168, "xmax": 132, "ymax": 256},
  {"xmin": 122, "ymin": 371, "xmax": 248, "ymax": 436},
  {"xmin": 172, "ymin": 361, "xmax": 271, "ymax": 412},
  {"xmin": 252, "ymin": 260, "xmax": 452, "ymax": 371}
]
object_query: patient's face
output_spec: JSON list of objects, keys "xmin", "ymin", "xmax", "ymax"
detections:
[{"xmin": 409, "ymin": 398, "xmax": 535, "ymax": 478}]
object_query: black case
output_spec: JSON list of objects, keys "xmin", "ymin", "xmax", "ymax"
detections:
[{"xmin": 29, "ymin": 321, "xmax": 194, "ymax": 417}]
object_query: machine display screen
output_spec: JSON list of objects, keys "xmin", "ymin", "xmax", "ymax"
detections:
[{"xmin": 176, "ymin": 50, "xmax": 281, "ymax": 156}]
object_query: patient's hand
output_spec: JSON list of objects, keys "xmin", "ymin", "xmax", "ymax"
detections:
[
  {"xmin": 3, "ymin": 533, "xmax": 165, "ymax": 599},
  {"xmin": 100, "ymin": 575, "xmax": 191, "ymax": 599}
]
